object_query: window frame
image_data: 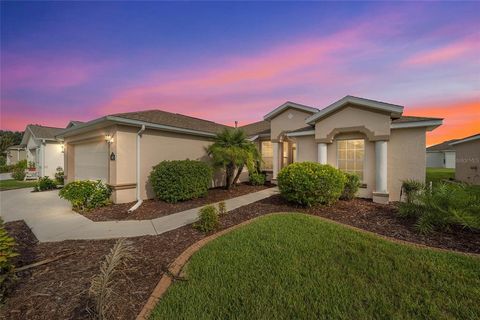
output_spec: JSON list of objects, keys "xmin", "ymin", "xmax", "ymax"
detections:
[
  {"xmin": 336, "ymin": 138, "xmax": 365, "ymax": 182},
  {"xmin": 260, "ymin": 140, "xmax": 273, "ymax": 171}
]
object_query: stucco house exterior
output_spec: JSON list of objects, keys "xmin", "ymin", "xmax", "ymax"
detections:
[
  {"xmin": 57, "ymin": 96, "xmax": 442, "ymax": 204},
  {"xmin": 5, "ymin": 145, "xmax": 26, "ymax": 165},
  {"xmin": 426, "ymin": 139, "xmax": 457, "ymax": 168},
  {"xmin": 450, "ymin": 133, "xmax": 480, "ymax": 185},
  {"xmin": 20, "ymin": 124, "xmax": 65, "ymax": 178}
]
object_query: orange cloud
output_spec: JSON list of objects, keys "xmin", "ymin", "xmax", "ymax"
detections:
[{"xmin": 406, "ymin": 99, "xmax": 480, "ymax": 145}]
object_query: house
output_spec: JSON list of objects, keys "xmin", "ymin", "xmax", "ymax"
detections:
[
  {"xmin": 426, "ymin": 139, "xmax": 457, "ymax": 168},
  {"xmin": 57, "ymin": 96, "xmax": 442, "ymax": 204},
  {"xmin": 20, "ymin": 124, "xmax": 65, "ymax": 178},
  {"xmin": 5, "ymin": 145, "xmax": 26, "ymax": 165},
  {"xmin": 450, "ymin": 133, "xmax": 480, "ymax": 185}
]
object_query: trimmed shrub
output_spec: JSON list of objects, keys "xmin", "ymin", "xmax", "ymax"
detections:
[
  {"xmin": 0, "ymin": 218, "xmax": 18, "ymax": 301},
  {"xmin": 11, "ymin": 167, "xmax": 26, "ymax": 181},
  {"xmin": 340, "ymin": 173, "xmax": 361, "ymax": 201},
  {"xmin": 0, "ymin": 165, "xmax": 14, "ymax": 173},
  {"xmin": 15, "ymin": 160, "xmax": 27, "ymax": 170},
  {"xmin": 59, "ymin": 180, "xmax": 112, "ymax": 212},
  {"xmin": 249, "ymin": 172, "xmax": 266, "ymax": 186},
  {"xmin": 0, "ymin": 156, "xmax": 5, "ymax": 167},
  {"xmin": 401, "ymin": 179, "xmax": 424, "ymax": 204},
  {"xmin": 398, "ymin": 183, "xmax": 480, "ymax": 234},
  {"xmin": 149, "ymin": 160, "xmax": 213, "ymax": 203},
  {"xmin": 277, "ymin": 162, "xmax": 346, "ymax": 207},
  {"xmin": 55, "ymin": 167, "xmax": 65, "ymax": 185},
  {"xmin": 195, "ymin": 205, "xmax": 219, "ymax": 233},
  {"xmin": 35, "ymin": 176, "xmax": 57, "ymax": 192},
  {"xmin": 218, "ymin": 201, "xmax": 227, "ymax": 215}
]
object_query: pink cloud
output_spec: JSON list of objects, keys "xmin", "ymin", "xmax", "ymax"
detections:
[
  {"xmin": 1, "ymin": 53, "xmax": 115, "ymax": 90},
  {"xmin": 98, "ymin": 19, "xmax": 385, "ymax": 117},
  {"xmin": 403, "ymin": 36, "xmax": 479, "ymax": 66}
]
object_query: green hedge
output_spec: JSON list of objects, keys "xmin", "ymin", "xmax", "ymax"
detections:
[
  {"xmin": 277, "ymin": 162, "xmax": 346, "ymax": 207},
  {"xmin": 149, "ymin": 160, "xmax": 213, "ymax": 203},
  {"xmin": 34, "ymin": 176, "xmax": 57, "ymax": 192},
  {"xmin": 249, "ymin": 172, "xmax": 266, "ymax": 186},
  {"xmin": 59, "ymin": 180, "xmax": 111, "ymax": 211},
  {"xmin": 195, "ymin": 205, "xmax": 219, "ymax": 233}
]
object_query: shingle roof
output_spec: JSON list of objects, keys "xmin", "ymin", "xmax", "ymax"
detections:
[
  {"xmin": 28, "ymin": 125, "xmax": 64, "ymax": 140},
  {"xmin": 392, "ymin": 116, "xmax": 442, "ymax": 123},
  {"xmin": 450, "ymin": 133, "xmax": 480, "ymax": 145},
  {"xmin": 239, "ymin": 121, "xmax": 271, "ymax": 136},
  {"xmin": 427, "ymin": 139, "xmax": 458, "ymax": 151},
  {"xmin": 111, "ymin": 110, "xmax": 231, "ymax": 134}
]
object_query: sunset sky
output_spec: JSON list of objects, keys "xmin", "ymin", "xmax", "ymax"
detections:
[{"xmin": 1, "ymin": 2, "xmax": 479, "ymax": 145}]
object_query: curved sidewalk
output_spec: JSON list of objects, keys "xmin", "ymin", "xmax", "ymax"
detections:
[{"xmin": 0, "ymin": 187, "xmax": 278, "ymax": 242}]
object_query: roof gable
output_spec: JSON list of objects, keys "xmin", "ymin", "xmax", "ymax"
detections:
[
  {"xmin": 306, "ymin": 96, "xmax": 404, "ymax": 125},
  {"xmin": 263, "ymin": 101, "xmax": 318, "ymax": 121}
]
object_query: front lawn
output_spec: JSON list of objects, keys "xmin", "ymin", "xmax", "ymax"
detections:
[
  {"xmin": 426, "ymin": 167, "xmax": 455, "ymax": 185},
  {"xmin": 0, "ymin": 179, "xmax": 37, "ymax": 191},
  {"xmin": 152, "ymin": 214, "xmax": 480, "ymax": 320}
]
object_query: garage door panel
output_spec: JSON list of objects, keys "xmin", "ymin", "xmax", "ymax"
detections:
[{"xmin": 74, "ymin": 142, "xmax": 108, "ymax": 182}]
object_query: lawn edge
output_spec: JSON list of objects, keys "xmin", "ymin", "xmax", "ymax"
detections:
[{"xmin": 136, "ymin": 212, "xmax": 480, "ymax": 320}]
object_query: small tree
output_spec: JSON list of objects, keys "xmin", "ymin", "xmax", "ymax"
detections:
[{"xmin": 207, "ymin": 128, "xmax": 261, "ymax": 189}]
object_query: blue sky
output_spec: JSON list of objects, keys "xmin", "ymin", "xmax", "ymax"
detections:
[{"xmin": 1, "ymin": 1, "xmax": 479, "ymax": 144}]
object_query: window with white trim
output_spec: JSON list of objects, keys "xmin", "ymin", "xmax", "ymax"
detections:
[
  {"xmin": 337, "ymin": 139, "xmax": 364, "ymax": 181},
  {"xmin": 261, "ymin": 141, "xmax": 273, "ymax": 170}
]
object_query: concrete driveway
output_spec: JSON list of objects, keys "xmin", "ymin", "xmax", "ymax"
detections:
[{"xmin": 0, "ymin": 187, "xmax": 278, "ymax": 242}]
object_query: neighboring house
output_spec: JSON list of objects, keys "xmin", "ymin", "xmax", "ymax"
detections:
[
  {"xmin": 5, "ymin": 145, "xmax": 26, "ymax": 165},
  {"xmin": 426, "ymin": 139, "xmax": 457, "ymax": 168},
  {"xmin": 450, "ymin": 133, "xmax": 480, "ymax": 185},
  {"xmin": 20, "ymin": 124, "xmax": 65, "ymax": 178},
  {"xmin": 57, "ymin": 96, "xmax": 442, "ymax": 204}
]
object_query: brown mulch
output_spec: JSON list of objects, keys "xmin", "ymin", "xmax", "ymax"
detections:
[
  {"xmin": 2, "ymin": 195, "xmax": 479, "ymax": 320},
  {"xmin": 82, "ymin": 183, "xmax": 274, "ymax": 221}
]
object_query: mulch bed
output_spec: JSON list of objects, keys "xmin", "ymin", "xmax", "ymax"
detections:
[
  {"xmin": 2, "ymin": 195, "xmax": 479, "ymax": 320},
  {"xmin": 82, "ymin": 183, "xmax": 274, "ymax": 221}
]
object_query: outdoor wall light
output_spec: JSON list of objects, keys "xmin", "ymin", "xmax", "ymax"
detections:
[
  {"xmin": 105, "ymin": 134, "xmax": 114, "ymax": 143},
  {"xmin": 61, "ymin": 143, "xmax": 65, "ymax": 153}
]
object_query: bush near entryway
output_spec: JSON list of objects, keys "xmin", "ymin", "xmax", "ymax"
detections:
[
  {"xmin": 149, "ymin": 160, "xmax": 213, "ymax": 203},
  {"xmin": 59, "ymin": 180, "xmax": 112, "ymax": 212},
  {"xmin": 34, "ymin": 176, "xmax": 57, "ymax": 192},
  {"xmin": 340, "ymin": 173, "xmax": 361, "ymax": 201},
  {"xmin": 277, "ymin": 162, "xmax": 346, "ymax": 207}
]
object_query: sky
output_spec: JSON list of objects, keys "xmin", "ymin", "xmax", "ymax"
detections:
[{"xmin": 1, "ymin": 1, "xmax": 479, "ymax": 145}]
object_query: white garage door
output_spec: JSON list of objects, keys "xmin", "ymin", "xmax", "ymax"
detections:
[{"xmin": 74, "ymin": 141, "xmax": 108, "ymax": 182}]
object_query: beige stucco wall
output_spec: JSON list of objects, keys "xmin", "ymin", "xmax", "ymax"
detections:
[
  {"xmin": 43, "ymin": 142, "xmax": 64, "ymax": 178},
  {"xmin": 314, "ymin": 105, "xmax": 391, "ymax": 142},
  {"xmin": 138, "ymin": 128, "xmax": 217, "ymax": 200},
  {"xmin": 453, "ymin": 139, "xmax": 480, "ymax": 185},
  {"xmin": 294, "ymin": 135, "xmax": 317, "ymax": 162},
  {"xmin": 388, "ymin": 127, "xmax": 427, "ymax": 201},
  {"xmin": 270, "ymin": 108, "xmax": 314, "ymax": 141}
]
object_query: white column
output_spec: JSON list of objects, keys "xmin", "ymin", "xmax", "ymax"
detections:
[
  {"xmin": 272, "ymin": 142, "xmax": 279, "ymax": 179},
  {"xmin": 317, "ymin": 143, "xmax": 327, "ymax": 164},
  {"xmin": 375, "ymin": 140, "xmax": 388, "ymax": 193}
]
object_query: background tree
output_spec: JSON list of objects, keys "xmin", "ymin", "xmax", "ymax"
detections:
[
  {"xmin": 207, "ymin": 128, "xmax": 261, "ymax": 189},
  {"xmin": 0, "ymin": 130, "xmax": 23, "ymax": 154}
]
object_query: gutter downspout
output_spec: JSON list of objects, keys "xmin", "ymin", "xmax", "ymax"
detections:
[
  {"xmin": 41, "ymin": 139, "xmax": 46, "ymax": 177},
  {"xmin": 128, "ymin": 125, "xmax": 146, "ymax": 212}
]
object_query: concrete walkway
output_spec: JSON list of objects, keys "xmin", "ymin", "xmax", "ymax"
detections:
[{"xmin": 0, "ymin": 187, "xmax": 278, "ymax": 242}]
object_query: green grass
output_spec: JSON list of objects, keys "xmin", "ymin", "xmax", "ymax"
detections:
[
  {"xmin": 0, "ymin": 179, "xmax": 37, "ymax": 191},
  {"xmin": 151, "ymin": 214, "xmax": 480, "ymax": 320},
  {"xmin": 426, "ymin": 167, "xmax": 455, "ymax": 185}
]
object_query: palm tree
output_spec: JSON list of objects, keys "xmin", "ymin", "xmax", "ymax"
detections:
[{"xmin": 207, "ymin": 128, "xmax": 261, "ymax": 189}]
